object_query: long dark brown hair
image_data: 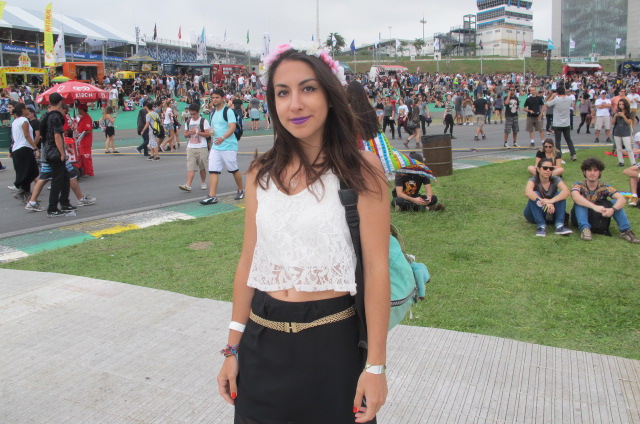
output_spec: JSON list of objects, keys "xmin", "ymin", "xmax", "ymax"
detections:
[
  {"xmin": 346, "ymin": 81, "xmax": 379, "ymax": 141},
  {"xmin": 251, "ymin": 49, "xmax": 381, "ymax": 195},
  {"xmin": 617, "ymin": 98, "xmax": 631, "ymax": 119}
]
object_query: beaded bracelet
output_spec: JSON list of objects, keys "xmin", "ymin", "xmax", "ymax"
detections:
[{"xmin": 220, "ymin": 344, "xmax": 239, "ymax": 360}]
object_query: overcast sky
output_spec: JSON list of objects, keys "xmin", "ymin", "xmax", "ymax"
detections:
[{"xmin": 29, "ymin": 0, "xmax": 553, "ymax": 52}]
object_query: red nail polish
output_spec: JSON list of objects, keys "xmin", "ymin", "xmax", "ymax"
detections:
[
  {"xmin": 353, "ymin": 406, "xmax": 359, "ymax": 413},
  {"xmin": 231, "ymin": 392, "xmax": 237, "ymax": 399}
]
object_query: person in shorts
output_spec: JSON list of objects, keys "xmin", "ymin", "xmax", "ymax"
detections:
[
  {"xmin": 523, "ymin": 87, "xmax": 545, "ymax": 147},
  {"xmin": 140, "ymin": 102, "xmax": 160, "ymax": 161},
  {"xmin": 594, "ymin": 91, "xmax": 612, "ymax": 143},
  {"xmin": 179, "ymin": 103, "xmax": 210, "ymax": 192},
  {"xmin": 200, "ymin": 89, "xmax": 244, "ymax": 205},
  {"xmin": 25, "ymin": 158, "xmax": 96, "ymax": 212},
  {"xmin": 473, "ymin": 95, "xmax": 488, "ymax": 141}
]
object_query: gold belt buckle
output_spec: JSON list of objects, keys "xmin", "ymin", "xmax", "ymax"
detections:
[{"xmin": 283, "ymin": 321, "xmax": 299, "ymax": 333}]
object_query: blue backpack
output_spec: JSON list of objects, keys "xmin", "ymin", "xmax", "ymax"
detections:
[
  {"xmin": 339, "ymin": 183, "xmax": 430, "ymax": 349},
  {"xmin": 210, "ymin": 106, "xmax": 244, "ymax": 141}
]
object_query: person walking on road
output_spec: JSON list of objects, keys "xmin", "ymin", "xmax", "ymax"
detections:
[
  {"xmin": 179, "ymin": 103, "xmax": 210, "ymax": 192},
  {"xmin": 200, "ymin": 89, "xmax": 244, "ymax": 204},
  {"xmin": 546, "ymin": 86, "xmax": 577, "ymax": 162}
]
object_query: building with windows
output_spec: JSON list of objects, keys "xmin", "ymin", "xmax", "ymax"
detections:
[
  {"xmin": 475, "ymin": 0, "xmax": 533, "ymax": 57},
  {"xmin": 551, "ymin": 0, "xmax": 640, "ymax": 58}
]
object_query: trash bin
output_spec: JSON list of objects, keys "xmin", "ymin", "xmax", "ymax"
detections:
[
  {"xmin": 421, "ymin": 134, "xmax": 452, "ymax": 177},
  {"xmin": 0, "ymin": 126, "xmax": 10, "ymax": 149}
]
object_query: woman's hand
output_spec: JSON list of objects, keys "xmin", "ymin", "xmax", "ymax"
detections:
[
  {"xmin": 217, "ymin": 356, "xmax": 239, "ymax": 405},
  {"xmin": 353, "ymin": 372, "xmax": 388, "ymax": 423},
  {"xmin": 545, "ymin": 203, "xmax": 556, "ymax": 214}
]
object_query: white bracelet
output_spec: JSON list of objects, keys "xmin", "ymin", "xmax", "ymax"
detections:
[{"xmin": 229, "ymin": 321, "xmax": 246, "ymax": 333}]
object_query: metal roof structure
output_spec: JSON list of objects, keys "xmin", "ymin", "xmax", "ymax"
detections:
[{"xmin": 0, "ymin": 5, "xmax": 143, "ymax": 46}]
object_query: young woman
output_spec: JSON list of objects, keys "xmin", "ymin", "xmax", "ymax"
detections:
[
  {"xmin": 527, "ymin": 138, "xmax": 564, "ymax": 177},
  {"xmin": 443, "ymin": 94, "xmax": 456, "ymax": 139},
  {"xmin": 102, "ymin": 106, "xmax": 117, "ymax": 153},
  {"xmin": 576, "ymin": 92, "xmax": 592, "ymax": 134},
  {"xmin": 612, "ymin": 98, "xmax": 636, "ymax": 166},
  {"xmin": 217, "ymin": 44, "xmax": 389, "ymax": 424},
  {"xmin": 382, "ymin": 96, "xmax": 395, "ymax": 139},
  {"xmin": 161, "ymin": 99, "xmax": 176, "ymax": 152},
  {"xmin": 493, "ymin": 94, "xmax": 503, "ymax": 124},
  {"xmin": 396, "ymin": 97, "xmax": 408, "ymax": 140},
  {"xmin": 405, "ymin": 95, "xmax": 422, "ymax": 148},
  {"xmin": 374, "ymin": 96, "xmax": 384, "ymax": 126},
  {"xmin": 524, "ymin": 157, "xmax": 572, "ymax": 237},
  {"xmin": 418, "ymin": 93, "xmax": 431, "ymax": 134}
]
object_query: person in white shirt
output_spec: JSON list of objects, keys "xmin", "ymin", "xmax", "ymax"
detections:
[
  {"xmin": 626, "ymin": 86, "xmax": 640, "ymax": 124},
  {"xmin": 10, "ymin": 103, "xmax": 38, "ymax": 199},
  {"xmin": 110, "ymin": 85, "xmax": 119, "ymax": 110},
  {"xmin": 178, "ymin": 103, "xmax": 210, "ymax": 192},
  {"xmin": 594, "ymin": 91, "xmax": 612, "ymax": 143}
]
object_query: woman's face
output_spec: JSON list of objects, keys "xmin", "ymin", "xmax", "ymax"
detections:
[
  {"xmin": 273, "ymin": 59, "xmax": 329, "ymax": 147},
  {"xmin": 618, "ymin": 101, "xmax": 625, "ymax": 110},
  {"xmin": 543, "ymin": 143, "xmax": 554, "ymax": 152},
  {"xmin": 538, "ymin": 162, "xmax": 554, "ymax": 175}
]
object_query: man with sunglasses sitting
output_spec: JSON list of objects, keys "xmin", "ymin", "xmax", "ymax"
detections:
[{"xmin": 571, "ymin": 157, "xmax": 640, "ymax": 243}]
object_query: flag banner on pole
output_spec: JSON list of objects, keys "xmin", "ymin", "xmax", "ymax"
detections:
[
  {"xmin": 53, "ymin": 27, "xmax": 66, "ymax": 63},
  {"xmin": 547, "ymin": 39, "xmax": 554, "ymax": 50},
  {"xmin": 261, "ymin": 33, "xmax": 270, "ymax": 61},
  {"xmin": 178, "ymin": 26, "xmax": 182, "ymax": 40},
  {"xmin": 522, "ymin": 40, "xmax": 526, "ymax": 54},
  {"xmin": 569, "ymin": 38, "xmax": 575, "ymax": 49},
  {"xmin": 592, "ymin": 39, "xmax": 596, "ymax": 50},
  {"xmin": 247, "ymin": 30, "xmax": 250, "ymax": 45},
  {"xmin": 223, "ymin": 29, "xmax": 227, "ymax": 42},
  {"xmin": 44, "ymin": 3, "xmax": 55, "ymax": 67},
  {"xmin": 331, "ymin": 34, "xmax": 337, "ymax": 47},
  {"xmin": 197, "ymin": 28, "xmax": 207, "ymax": 61},
  {"xmin": 153, "ymin": 24, "xmax": 157, "ymax": 41},
  {"xmin": 0, "ymin": 1, "xmax": 6, "ymax": 21},
  {"xmin": 616, "ymin": 38, "xmax": 622, "ymax": 49},
  {"xmin": 395, "ymin": 39, "xmax": 401, "ymax": 50},
  {"xmin": 479, "ymin": 40, "xmax": 483, "ymax": 50},
  {"xmin": 350, "ymin": 39, "xmax": 355, "ymax": 53},
  {"xmin": 434, "ymin": 38, "xmax": 440, "ymax": 51}
]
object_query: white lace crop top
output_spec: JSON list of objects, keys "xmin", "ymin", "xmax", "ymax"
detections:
[{"xmin": 247, "ymin": 171, "xmax": 357, "ymax": 295}]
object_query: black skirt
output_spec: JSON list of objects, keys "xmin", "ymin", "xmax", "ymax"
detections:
[{"xmin": 235, "ymin": 290, "xmax": 374, "ymax": 424}]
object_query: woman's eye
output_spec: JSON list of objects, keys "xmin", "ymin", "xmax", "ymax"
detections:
[
  {"xmin": 303, "ymin": 86, "xmax": 317, "ymax": 93},
  {"xmin": 276, "ymin": 90, "xmax": 288, "ymax": 97}
]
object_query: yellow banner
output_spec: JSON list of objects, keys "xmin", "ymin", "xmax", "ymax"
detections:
[
  {"xmin": 0, "ymin": 2, "xmax": 6, "ymax": 21},
  {"xmin": 44, "ymin": 3, "xmax": 55, "ymax": 67}
]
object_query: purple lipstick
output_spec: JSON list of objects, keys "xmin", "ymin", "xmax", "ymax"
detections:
[{"xmin": 290, "ymin": 116, "xmax": 310, "ymax": 125}]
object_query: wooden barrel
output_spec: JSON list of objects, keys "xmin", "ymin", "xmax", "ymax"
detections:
[{"xmin": 421, "ymin": 134, "xmax": 453, "ymax": 177}]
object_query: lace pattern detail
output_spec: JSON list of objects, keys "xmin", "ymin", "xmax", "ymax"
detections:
[{"xmin": 248, "ymin": 172, "xmax": 357, "ymax": 295}]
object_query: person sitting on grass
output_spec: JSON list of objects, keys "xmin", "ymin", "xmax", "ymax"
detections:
[
  {"xmin": 392, "ymin": 169, "xmax": 444, "ymax": 212},
  {"xmin": 527, "ymin": 138, "xmax": 564, "ymax": 177},
  {"xmin": 524, "ymin": 157, "xmax": 572, "ymax": 237},
  {"xmin": 571, "ymin": 157, "xmax": 640, "ymax": 243},
  {"xmin": 622, "ymin": 163, "xmax": 639, "ymax": 206}
]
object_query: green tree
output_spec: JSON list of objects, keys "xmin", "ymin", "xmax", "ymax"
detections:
[
  {"xmin": 413, "ymin": 38, "xmax": 426, "ymax": 56},
  {"xmin": 325, "ymin": 32, "xmax": 346, "ymax": 56}
]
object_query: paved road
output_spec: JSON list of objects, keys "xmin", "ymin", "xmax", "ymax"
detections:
[{"xmin": 1, "ymin": 120, "xmax": 600, "ymax": 238}]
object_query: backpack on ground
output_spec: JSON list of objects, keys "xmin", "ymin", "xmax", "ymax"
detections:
[
  {"xmin": 339, "ymin": 182, "xmax": 430, "ymax": 349},
  {"xmin": 570, "ymin": 199, "xmax": 613, "ymax": 236},
  {"xmin": 210, "ymin": 106, "xmax": 244, "ymax": 141},
  {"xmin": 149, "ymin": 112, "xmax": 165, "ymax": 138}
]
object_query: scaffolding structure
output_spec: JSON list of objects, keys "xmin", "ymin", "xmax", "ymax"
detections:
[{"xmin": 434, "ymin": 14, "xmax": 477, "ymax": 57}]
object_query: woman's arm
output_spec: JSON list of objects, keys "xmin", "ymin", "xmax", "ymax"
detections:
[
  {"xmin": 217, "ymin": 167, "xmax": 258, "ymax": 405},
  {"xmin": 550, "ymin": 180, "xmax": 570, "ymax": 202},
  {"xmin": 353, "ymin": 151, "xmax": 390, "ymax": 423},
  {"xmin": 524, "ymin": 180, "xmax": 539, "ymax": 202}
]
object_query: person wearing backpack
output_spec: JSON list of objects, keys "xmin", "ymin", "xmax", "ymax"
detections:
[
  {"xmin": 140, "ymin": 102, "xmax": 161, "ymax": 161},
  {"xmin": 178, "ymin": 103, "xmax": 210, "ymax": 192},
  {"xmin": 571, "ymin": 157, "xmax": 639, "ymax": 243},
  {"xmin": 199, "ymin": 89, "xmax": 244, "ymax": 204},
  {"xmin": 136, "ymin": 102, "xmax": 150, "ymax": 156}
]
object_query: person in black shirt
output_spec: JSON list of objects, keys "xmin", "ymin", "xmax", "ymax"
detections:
[
  {"xmin": 392, "ymin": 171, "xmax": 445, "ymax": 212},
  {"xmin": 503, "ymin": 89, "xmax": 520, "ymax": 148},
  {"xmin": 40, "ymin": 93, "xmax": 71, "ymax": 217},
  {"xmin": 523, "ymin": 88, "xmax": 546, "ymax": 147},
  {"xmin": 473, "ymin": 96, "xmax": 488, "ymax": 141}
]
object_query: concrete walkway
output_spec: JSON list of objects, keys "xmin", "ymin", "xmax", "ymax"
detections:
[{"xmin": 1, "ymin": 269, "xmax": 638, "ymax": 423}]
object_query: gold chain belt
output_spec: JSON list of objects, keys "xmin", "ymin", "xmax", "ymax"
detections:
[{"xmin": 249, "ymin": 305, "xmax": 355, "ymax": 333}]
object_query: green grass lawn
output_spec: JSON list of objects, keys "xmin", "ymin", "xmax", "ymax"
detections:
[{"xmin": 3, "ymin": 147, "xmax": 638, "ymax": 359}]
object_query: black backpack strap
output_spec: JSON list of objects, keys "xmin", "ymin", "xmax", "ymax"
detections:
[
  {"xmin": 338, "ymin": 180, "xmax": 368, "ymax": 350},
  {"xmin": 199, "ymin": 116, "xmax": 204, "ymax": 132},
  {"xmin": 222, "ymin": 106, "xmax": 229, "ymax": 122}
]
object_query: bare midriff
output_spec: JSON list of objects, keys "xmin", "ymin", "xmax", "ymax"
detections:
[{"xmin": 266, "ymin": 289, "xmax": 350, "ymax": 302}]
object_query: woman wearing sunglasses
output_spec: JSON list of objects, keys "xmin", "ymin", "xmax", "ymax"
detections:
[
  {"xmin": 524, "ymin": 157, "xmax": 573, "ymax": 237},
  {"xmin": 527, "ymin": 138, "xmax": 564, "ymax": 177}
]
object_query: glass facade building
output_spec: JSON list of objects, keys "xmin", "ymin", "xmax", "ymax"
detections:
[{"xmin": 560, "ymin": 0, "xmax": 628, "ymax": 56}]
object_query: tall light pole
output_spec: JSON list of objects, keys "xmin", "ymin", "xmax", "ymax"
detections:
[{"xmin": 420, "ymin": 17, "xmax": 426, "ymax": 57}]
